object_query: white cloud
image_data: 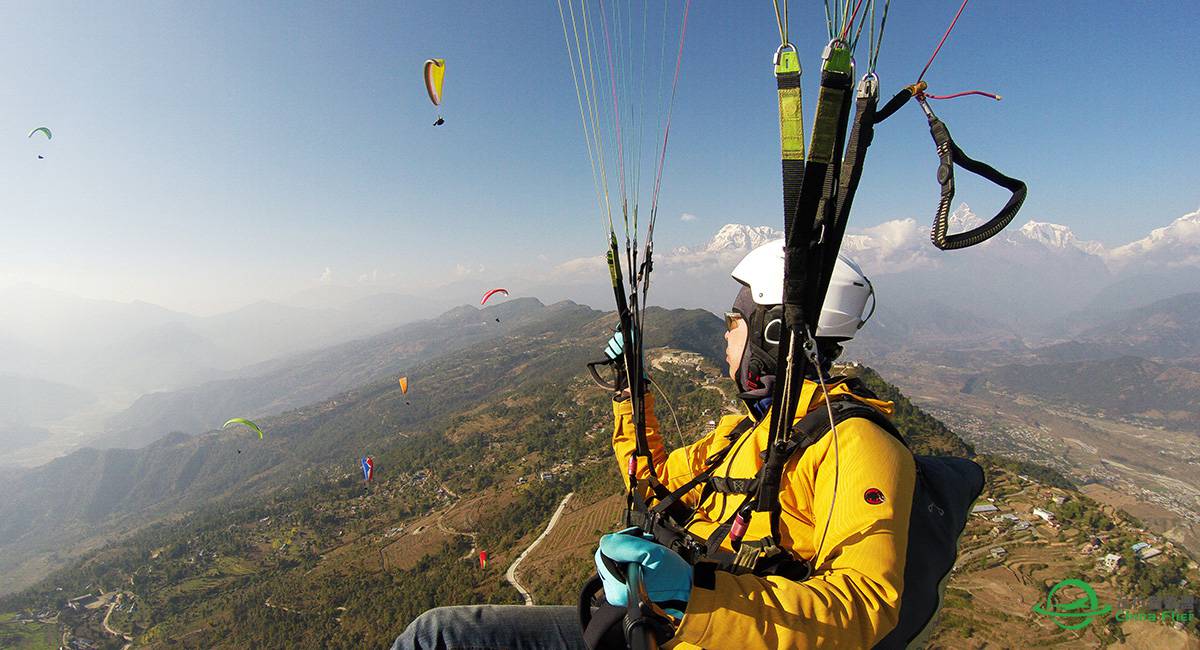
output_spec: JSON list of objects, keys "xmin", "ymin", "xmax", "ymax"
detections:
[
  {"xmin": 552, "ymin": 255, "xmax": 606, "ymax": 279},
  {"xmin": 318, "ymin": 267, "xmax": 333, "ymax": 284},
  {"xmin": 680, "ymin": 212, "xmax": 697, "ymax": 222},
  {"xmin": 453, "ymin": 263, "xmax": 486, "ymax": 278}
]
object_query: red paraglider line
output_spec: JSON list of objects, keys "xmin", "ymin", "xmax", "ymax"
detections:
[
  {"xmin": 839, "ymin": 0, "xmax": 868, "ymax": 42},
  {"xmin": 917, "ymin": 0, "xmax": 970, "ymax": 83},
  {"xmin": 923, "ymin": 90, "xmax": 1001, "ymax": 101}
]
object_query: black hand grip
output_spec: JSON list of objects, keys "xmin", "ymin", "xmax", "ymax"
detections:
[
  {"xmin": 587, "ymin": 359, "xmax": 620, "ymax": 391},
  {"xmin": 922, "ymin": 100, "xmax": 1027, "ymax": 250}
]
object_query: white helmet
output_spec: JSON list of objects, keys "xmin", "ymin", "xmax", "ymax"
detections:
[{"xmin": 730, "ymin": 238, "xmax": 874, "ymax": 341}]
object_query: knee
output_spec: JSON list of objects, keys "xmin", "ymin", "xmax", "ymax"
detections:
[{"xmin": 391, "ymin": 606, "xmax": 464, "ymax": 650}]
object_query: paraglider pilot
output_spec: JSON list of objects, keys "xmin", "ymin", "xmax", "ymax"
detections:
[{"xmin": 392, "ymin": 241, "xmax": 918, "ymax": 649}]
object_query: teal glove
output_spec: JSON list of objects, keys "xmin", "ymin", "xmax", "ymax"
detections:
[
  {"xmin": 604, "ymin": 328, "xmax": 635, "ymax": 360},
  {"xmin": 594, "ymin": 530, "xmax": 692, "ymax": 619}
]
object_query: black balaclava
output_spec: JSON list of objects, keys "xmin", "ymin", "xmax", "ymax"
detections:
[
  {"xmin": 731, "ymin": 285, "xmax": 781, "ymax": 414},
  {"xmin": 731, "ymin": 285, "xmax": 843, "ymax": 418}
]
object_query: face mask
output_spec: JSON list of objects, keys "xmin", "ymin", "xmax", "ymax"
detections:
[{"xmin": 731, "ymin": 286, "xmax": 781, "ymax": 395}]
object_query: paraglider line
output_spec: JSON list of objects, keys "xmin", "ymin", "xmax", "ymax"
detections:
[
  {"xmin": 597, "ymin": 0, "xmax": 629, "ymax": 220},
  {"xmin": 647, "ymin": 0, "xmax": 691, "ymax": 220},
  {"xmin": 838, "ymin": 0, "xmax": 868, "ymax": 42},
  {"xmin": 917, "ymin": 0, "xmax": 970, "ymax": 83},
  {"xmin": 923, "ymin": 89, "xmax": 1001, "ymax": 101}
]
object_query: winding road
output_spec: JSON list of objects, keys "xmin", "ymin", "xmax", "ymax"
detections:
[
  {"xmin": 505, "ymin": 492, "xmax": 575, "ymax": 606},
  {"xmin": 102, "ymin": 595, "xmax": 133, "ymax": 649}
]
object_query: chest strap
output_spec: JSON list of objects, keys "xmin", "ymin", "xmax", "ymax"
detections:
[
  {"xmin": 645, "ymin": 417, "xmax": 756, "ymax": 525},
  {"xmin": 707, "ymin": 476, "xmax": 759, "ymax": 495}
]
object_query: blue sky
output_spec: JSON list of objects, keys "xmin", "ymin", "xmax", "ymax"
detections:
[{"xmin": 2, "ymin": 1, "xmax": 1197, "ymax": 313}]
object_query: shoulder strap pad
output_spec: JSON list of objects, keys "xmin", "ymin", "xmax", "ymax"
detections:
[{"xmin": 781, "ymin": 395, "xmax": 905, "ymax": 460}]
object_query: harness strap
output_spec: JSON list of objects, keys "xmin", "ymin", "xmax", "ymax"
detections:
[
  {"xmin": 819, "ymin": 74, "xmax": 879, "ymax": 295},
  {"xmin": 761, "ymin": 42, "xmax": 857, "ymax": 544},
  {"xmin": 647, "ymin": 418, "xmax": 756, "ymax": 525},
  {"xmin": 704, "ymin": 498, "xmax": 749, "ymax": 559}
]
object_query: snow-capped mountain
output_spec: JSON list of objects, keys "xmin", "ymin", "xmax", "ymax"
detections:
[
  {"xmin": 678, "ymin": 224, "xmax": 782, "ymax": 254},
  {"xmin": 1019, "ymin": 221, "xmax": 1106, "ymax": 256},
  {"xmin": 838, "ymin": 204, "xmax": 1111, "ymax": 273},
  {"xmin": 1107, "ymin": 209, "xmax": 1200, "ymax": 270},
  {"xmin": 535, "ymin": 204, "xmax": 1200, "ymax": 341}
]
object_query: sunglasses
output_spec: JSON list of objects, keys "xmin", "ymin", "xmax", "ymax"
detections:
[{"xmin": 724, "ymin": 312, "xmax": 743, "ymax": 331}]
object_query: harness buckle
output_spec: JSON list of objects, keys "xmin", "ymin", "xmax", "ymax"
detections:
[{"xmin": 731, "ymin": 537, "xmax": 810, "ymax": 580}]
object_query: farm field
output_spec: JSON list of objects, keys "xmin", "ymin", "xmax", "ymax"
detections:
[{"xmin": 0, "ymin": 612, "xmax": 59, "ymax": 650}]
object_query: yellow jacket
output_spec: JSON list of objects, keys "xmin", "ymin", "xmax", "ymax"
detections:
[{"xmin": 611, "ymin": 381, "xmax": 915, "ymax": 649}]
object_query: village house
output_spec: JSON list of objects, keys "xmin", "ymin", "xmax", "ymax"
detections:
[{"xmin": 1032, "ymin": 507, "xmax": 1059, "ymax": 528}]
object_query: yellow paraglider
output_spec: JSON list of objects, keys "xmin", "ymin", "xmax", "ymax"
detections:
[
  {"xmin": 222, "ymin": 417, "xmax": 264, "ymax": 440},
  {"xmin": 423, "ymin": 58, "xmax": 445, "ymax": 126}
]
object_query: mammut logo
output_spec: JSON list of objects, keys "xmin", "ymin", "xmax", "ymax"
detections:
[{"xmin": 864, "ymin": 488, "xmax": 885, "ymax": 505}]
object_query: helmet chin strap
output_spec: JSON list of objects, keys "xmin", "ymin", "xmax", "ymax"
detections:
[{"xmin": 736, "ymin": 304, "xmax": 783, "ymax": 397}]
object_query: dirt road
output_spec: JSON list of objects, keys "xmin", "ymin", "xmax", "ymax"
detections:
[{"xmin": 505, "ymin": 493, "xmax": 575, "ymax": 606}]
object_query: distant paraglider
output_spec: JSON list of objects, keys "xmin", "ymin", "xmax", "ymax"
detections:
[
  {"xmin": 482, "ymin": 288, "xmax": 509, "ymax": 323},
  {"xmin": 478, "ymin": 550, "xmax": 488, "ymax": 569},
  {"xmin": 361, "ymin": 456, "xmax": 374, "ymax": 483},
  {"xmin": 222, "ymin": 417, "xmax": 264, "ymax": 440},
  {"xmin": 480, "ymin": 288, "xmax": 508, "ymax": 305},
  {"xmin": 424, "ymin": 59, "xmax": 445, "ymax": 126},
  {"xmin": 399, "ymin": 376, "xmax": 410, "ymax": 404},
  {"xmin": 28, "ymin": 126, "xmax": 51, "ymax": 159}
]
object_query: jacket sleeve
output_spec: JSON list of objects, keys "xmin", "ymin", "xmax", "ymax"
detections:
[
  {"xmin": 612, "ymin": 396, "xmax": 733, "ymax": 499},
  {"xmin": 672, "ymin": 418, "xmax": 917, "ymax": 649}
]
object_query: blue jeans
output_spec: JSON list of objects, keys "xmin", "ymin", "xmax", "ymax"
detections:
[{"xmin": 391, "ymin": 605, "xmax": 588, "ymax": 650}]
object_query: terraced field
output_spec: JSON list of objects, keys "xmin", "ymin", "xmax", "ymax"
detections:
[{"xmin": 0, "ymin": 612, "xmax": 58, "ymax": 650}]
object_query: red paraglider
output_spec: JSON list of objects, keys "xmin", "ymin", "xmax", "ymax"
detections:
[
  {"xmin": 478, "ymin": 550, "xmax": 488, "ymax": 569},
  {"xmin": 480, "ymin": 288, "xmax": 508, "ymax": 305}
]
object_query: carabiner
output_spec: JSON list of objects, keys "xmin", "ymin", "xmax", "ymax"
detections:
[{"xmin": 774, "ymin": 42, "xmax": 800, "ymax": 76}]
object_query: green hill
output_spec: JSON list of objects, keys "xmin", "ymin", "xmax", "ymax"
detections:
[{"xmin": 4, "ymin": 306, "xmax": 1117, "ymax": 649}]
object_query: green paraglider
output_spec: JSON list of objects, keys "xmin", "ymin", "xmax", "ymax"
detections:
[
  {"xmin": 223, "ymin": 417, "xmax": 265, "ymax": 439},
  {"xmin": 28, "ymin": 127, "xmax": 51, "ymax": 159}
]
